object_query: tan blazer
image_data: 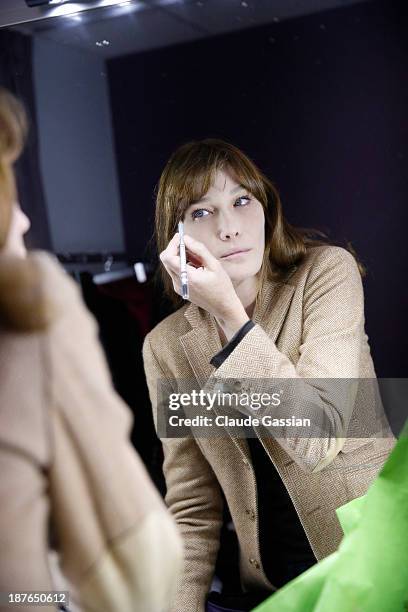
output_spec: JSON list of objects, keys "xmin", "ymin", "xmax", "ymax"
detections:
[
  {"xmin": 142, "ymin": 244, "xmax": 396, "ymax": 612},
  {"xmin": 0, "ymin": 251, "xmax": 183, "ymax": 612}
]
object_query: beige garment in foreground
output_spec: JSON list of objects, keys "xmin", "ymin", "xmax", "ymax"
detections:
[
  {"xmin": 143, "ymin": 244, "xmax": 396, "ymax": 612},
  {"xmin": 0, "ymin": 251, "xmax": 183, "ymax": 612}
]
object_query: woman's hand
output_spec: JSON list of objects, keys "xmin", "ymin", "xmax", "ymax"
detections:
[{"xmin": 159, "ymin": 233, "xmax": 249, "ymax": 337}]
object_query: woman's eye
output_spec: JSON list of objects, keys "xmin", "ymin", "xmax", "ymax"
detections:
[
  {"xmin": 235, "ymin": 195, "xmax": 251, "ymax": 206},
  {"xmin": 191, "ymin": 208, "xmax": 210, "ymax": 220},
  {"xmin": 190, "ymin": 196, "xmax": 251, "ymax": 220}
]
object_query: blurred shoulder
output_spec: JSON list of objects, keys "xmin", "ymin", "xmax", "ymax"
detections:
[
  {"xmin": 29, "ymin": 249, "xmax": 85, "ymax": 308},
  {"xmin": 0, "ymin": 250, "xmax": 97, "ymax": 334}
]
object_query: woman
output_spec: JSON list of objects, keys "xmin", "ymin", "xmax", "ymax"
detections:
[
  {"xmin": 142, "ymin": 138, "xmax": 396, "ymax": 612},
  {"xmin": 0, "ymin": 88, "xmax": 183, "ymax": 611}
]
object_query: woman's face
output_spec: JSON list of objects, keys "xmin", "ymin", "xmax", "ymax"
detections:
[
  {"xmin": 183, "ymin": 168, "xmax": 265, "ymax": 284},
  {"xmin": 3, "ymin": 202, "xmax": 31, "ymax": 258}
]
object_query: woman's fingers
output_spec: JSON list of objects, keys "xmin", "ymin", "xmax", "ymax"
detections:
[
  {"xmin": 160, "ymin": 232, "xmax": 219, "ymax": 297},
  {"xmin": 162, "ymin": 262, "xmax": 181, "ymax": 294},
  {"xmin": 166, "ymin": 231, "xmax": 180, "ymax": 254},
  {"xmin": 162, "ymin": 253, "xmax": 180, "ymax": 276},
  {"xmin": 159, "ymin": 234, "xmax": 183, "ymax": 295},
  {"xmin": 159, "ymin": 233, "xmax": 180, "ymax": 273},
  {"xmin": 183, "ymin": 235, "xmax": 218, "ymax": 270},
  {"xmin": 159, "ymin": 232, "xmax": 179, "ymax": 260}
]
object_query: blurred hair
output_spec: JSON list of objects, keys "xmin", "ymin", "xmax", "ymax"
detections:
[
  {"xmin": 0, "ymin": 88, "xmax": 27, "ymax": 248},
  {"xmin": 154, "ymin": 138, "xmax": 366, "ymax": 309}
]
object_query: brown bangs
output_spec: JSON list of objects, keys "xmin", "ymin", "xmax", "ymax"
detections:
[{"xmin": 159, "ymin": 139, "xmax": 270, "ymax": 234}]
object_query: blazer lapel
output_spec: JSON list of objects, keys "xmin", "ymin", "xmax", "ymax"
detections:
[
  {"xmin": 252, "ymin": 273, "xmax": 297, "ymax": 340},
  {"xmin": 179, "ymin": 307, "xmax": 220, "ymax": 389},
  {"xmin": 180, "ymin": 268, "xmax": 297, "ymax": 382},
  {"xmin": 178, "ymin": 269, "xmax": 297, "ymax": 458}
]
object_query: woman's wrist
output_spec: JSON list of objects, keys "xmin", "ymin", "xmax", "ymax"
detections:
[{"xmin": 215, "ymin": 304, "xmax": 250, "ymax": 342}]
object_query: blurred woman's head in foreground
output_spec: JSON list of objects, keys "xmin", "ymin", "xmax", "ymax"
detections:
[
  {"xmin": 0, "ymin": 88, "xmax": 31, "ymax": 257},
  {"xmin": 0, "ymin": 88, "xmax": 51, "ymax": 332}
]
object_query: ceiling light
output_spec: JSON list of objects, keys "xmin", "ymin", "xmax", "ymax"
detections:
[
  {"xmin": 25, "ymin": 0, "xmax": 74, "ymax": 5},
  {"xmin": 25, "ymin": 0, "xmax": 135, "ymax": 6}
]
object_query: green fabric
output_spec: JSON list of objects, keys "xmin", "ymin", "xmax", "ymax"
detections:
[
  {"xmin": 335, "ymin": 491, "xmax": 366, "ymax": 536},
  {"xmin": 253, "ymin": 421, "xmax": 408, "ymax": 612}
]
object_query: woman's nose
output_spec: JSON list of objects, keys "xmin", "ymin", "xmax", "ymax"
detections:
[
  {"xmin": 220, "ymin": 229, "xmax": 239, "ymax": 240},
  {"xmin": 18, "ymin": 207, "xmax": 31, "ymax": 234},
  {"xmin": 218, "ymin": 215, "xmax": 241, "ymax": 240}
]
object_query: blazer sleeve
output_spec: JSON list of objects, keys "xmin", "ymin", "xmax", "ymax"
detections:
[
  {"xmin": 201, "ymin": 246, "xmax": 370, "ymax": 474},
  {"xmin": 143, "ymin": 334, "xmax": 224, "ymax": 612},
  {"xmin": 0, "ymin": 253, "xmax": 183, "ymax": 612},
  {"xmin": 40, "ymin": 257, "xmax": 184, "ymax": 612},
  {"xmin": 0, "ymin": 335, "xmax": 55, "ymax": 612},
  {"xmin": 0, "ymin": 330, "xmax": 183, "ymax": 612}
]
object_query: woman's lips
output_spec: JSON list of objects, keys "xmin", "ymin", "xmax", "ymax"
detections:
[{"xmin": 220, "ymin": 249, "xmax": 251, "ymax": 259}]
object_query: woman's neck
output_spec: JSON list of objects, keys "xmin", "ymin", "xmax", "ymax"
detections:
[{"xmin": 232, "ymin": 275, "xmax": 258, "ymax": 316}]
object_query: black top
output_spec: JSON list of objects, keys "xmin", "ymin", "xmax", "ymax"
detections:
[
  {"xmin": 210, "ymin": 320, "xmax": 317, "ymax": 587},
  {"xmin": 210, "ymin": 319, "xmax": 256, "ymax": 368}
]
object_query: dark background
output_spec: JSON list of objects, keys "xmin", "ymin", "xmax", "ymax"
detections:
[
  {"xmin": 1, "ymin": 0, "xmax": 407, "ymax": 379},
  {"xmin": 0, "ymin": 0, "xmax": 406, "ymax": 590},
  {"xmin": 107, "ymin": 0, "xmax": 408, "ymax": 378}
]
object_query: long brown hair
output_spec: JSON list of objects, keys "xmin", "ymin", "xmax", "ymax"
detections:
[
  {"xmin": 0, "ymin": 88, "xmax": 52, "ymax": 331},
  {"xmin": 154, "ymin": 138, "xmax": 366, "ymax": 310}
]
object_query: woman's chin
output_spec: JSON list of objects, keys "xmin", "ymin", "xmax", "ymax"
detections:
[{"xmin": 224, "ymin": 263, "xmax": 260, "ymax": 282}]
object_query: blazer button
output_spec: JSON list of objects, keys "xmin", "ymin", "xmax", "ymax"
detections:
[
  {"xmin": 249, "ymin": 558, "xmax": 260, "ymax": 569},
  {"xmin": 213, "ymin": 381, "xmax": 224, "ymax": 393}
]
